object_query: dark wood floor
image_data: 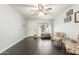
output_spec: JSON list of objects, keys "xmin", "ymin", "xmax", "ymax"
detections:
[{"xmin": 1, "ymin": 38, "xmax": 66, "ymax": 55}]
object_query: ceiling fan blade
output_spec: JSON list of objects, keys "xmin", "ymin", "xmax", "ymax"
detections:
[
  {"xmin": 39, "ymin": 9, "xmax": 47, "ymax": 15},
  {"xmin": 46, "ymin": 8, "xmax": 52, "ymax": 10}
]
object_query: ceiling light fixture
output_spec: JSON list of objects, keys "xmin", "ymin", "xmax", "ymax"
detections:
[
  {"xmin": 38, "ymin": 4, "xmax": 47, "ymax": 15},
  {"xmin": 38, "ymin": 12, "xmax": 45, "ymax": 15}
]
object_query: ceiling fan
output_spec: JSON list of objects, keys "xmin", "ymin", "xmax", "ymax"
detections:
[{"xmin": 30, "ymin": 4, "xmax": 52, "ymax": 15}]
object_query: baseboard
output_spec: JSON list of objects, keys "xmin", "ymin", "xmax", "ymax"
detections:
[
  {"xmin": 27, "ymin": 36, "xmax": 34, "ymax": 38},
  {"xmin": 27, "ymin": 36, "xmax": 41, "ymax": 39},
  {"xmin": 0, "ymin": 36, "xmax": 28, "ymax": 54}
]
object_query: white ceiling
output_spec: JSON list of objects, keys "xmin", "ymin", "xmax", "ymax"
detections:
[{"xmin": 10, "ymin": 4, "xmax": 73, "ymax": 20}]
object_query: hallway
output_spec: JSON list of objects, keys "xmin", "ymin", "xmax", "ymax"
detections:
[{"xmin": 1, "ymin": 38, "xmax": 65, "ymax": 55}]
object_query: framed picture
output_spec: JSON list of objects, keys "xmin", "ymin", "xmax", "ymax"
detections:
[
  {"xmin": 64, "ymin": 16, "xmax": 71, "ymax": 23},
  {"xmin": 75, "ymin": 11, "xmax": 79, "ymax": 23},
  {"xmin": 66, "ymin": 9, "xmax": 73, "ymax": 16}
]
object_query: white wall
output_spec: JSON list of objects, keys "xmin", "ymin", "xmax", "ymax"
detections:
[
  {"xmin": 26, "ymin": 19, "xmax": 53, "ymax": 37},
  {"xmin": 54, "ymin": 4, "xmax": 79, "ymax": 39},
  {"xmin": 0, "ymin": 4, "xmax": 27, "ymax": 53}
]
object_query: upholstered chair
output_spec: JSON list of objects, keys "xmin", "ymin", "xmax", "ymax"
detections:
[{"xmin": 53, "ymin": 32, "xmax": 64, "ymax": 47}]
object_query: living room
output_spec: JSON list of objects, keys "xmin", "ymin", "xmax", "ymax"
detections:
[{"xmin": 0, "ymin": 4, "xmax": 79, "ymax": 55}]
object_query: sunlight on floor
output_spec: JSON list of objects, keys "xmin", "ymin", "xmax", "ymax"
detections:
[{"xmin": 37, "ymin": 39, "xmax": 52, "ymax": 54}]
